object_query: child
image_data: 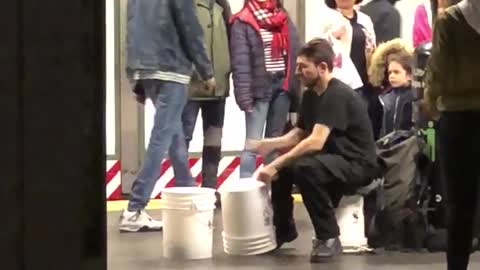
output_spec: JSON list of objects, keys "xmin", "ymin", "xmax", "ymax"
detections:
[
  {"xmin": 368, "ymin": 38, "xmax": 415, "ymax": 137},
  {"xmin": 379, "ymin": 52, "xmax": 414, "ymax": 137}
]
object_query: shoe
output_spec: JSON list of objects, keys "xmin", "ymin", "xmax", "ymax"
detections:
[
  {"xmin": 310, "ymin": 237, "xmax": 342, "ymax": 263},
  {"xmin": 119, "ymin": 209, "xmax": 163, "ymax": 233},
  {"xmin": 275, "ymin": 221, "xmax": 298, "ymax": 249}
]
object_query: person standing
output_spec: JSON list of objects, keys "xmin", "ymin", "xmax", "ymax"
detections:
[
  {"xmin": 426, "ymin": 1, "xmax": 480, "ymax": 269},
  {"xmin": 361, "ymin": 0, "xmax": 401, "ymax": 44},
  {"xmin": 119, "ymin": 0, "xmax": 215, "ymax": 233},
  {"xmin": 324, "ymin": 0, "xmax": 382, "ymax": 140},
  {"xmin": 230, "ymin": 0, "xmax": 301, "ymax": 178},
  {"xmin": 169, "ymin": 0, "xmax": 231, "ymax": 202}
]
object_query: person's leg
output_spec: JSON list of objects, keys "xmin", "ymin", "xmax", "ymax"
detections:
[
  {"xmin": 239, "ymin": 101, "xmax": 269, "ymax": 178},
  {"xmin": 167, "ymin": 100, "xmax": 200, "ymax": 187},
  {"xmin": 289, "ymin": 155, "xmax": 344, "ymax": 261},
  {"xmin": 264, "ymin": 90, "xmax": 291, "ymax": 164},
  {"xmin": 439, "ymin": 112, "xmax": 480, "ymax": 270},
  {"xmin": 168, "ymin": 132, "xmax": 195, "ymax": 187},
  {"xmin": 128, "ymin": 80, "xmax": 188, "ymax": 211},
  {"xmin": 199, "ymin": 99, "xmax": 226, "ymax": 189},
  {"xmin": 271, "ymin": 166, "xmax": 298, "ymax": 247},
  {"xmin": 120, "ymin": 80, "xmax": 188, "ymax": 232},
  {"xmin": 181, "ymin": 101, "xmax": 201, "ymax": 148}
]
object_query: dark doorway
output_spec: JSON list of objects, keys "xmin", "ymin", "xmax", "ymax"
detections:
[{"xmin": 0, "ymin": 1, "xmax": 106, "ymax": 270}]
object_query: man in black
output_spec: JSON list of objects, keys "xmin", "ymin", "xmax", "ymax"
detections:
[{"xmin": 250, "ymin": 38, "xmax": 378, "ymax": 262}]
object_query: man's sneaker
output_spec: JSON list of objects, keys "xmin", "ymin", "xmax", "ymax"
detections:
[
  {"xmin": 310, "ymin": 237, "xmax": 342, "ymax": 263},
  {"xmin": 119, "ymin": 209, "xmax": 163, "ymax": 233}
]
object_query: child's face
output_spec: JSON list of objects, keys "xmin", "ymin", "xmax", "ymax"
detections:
[{"xmin": 388, "ymin": 61, "xmax": 411, "ymax": 88}]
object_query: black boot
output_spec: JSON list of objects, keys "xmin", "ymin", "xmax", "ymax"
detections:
[{"xmin": 310, "ymin": 237, "xmax": 342, "ymax": 263}]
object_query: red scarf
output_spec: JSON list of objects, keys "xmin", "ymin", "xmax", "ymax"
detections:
[{"xmin": 247, "ymin": 0, "xmax": 289, "ymax": 59}]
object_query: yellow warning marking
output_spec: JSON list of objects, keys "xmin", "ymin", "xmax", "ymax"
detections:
[{"xmin": 107, "ymin": 194, "xmax": 303, "ymax": 212}]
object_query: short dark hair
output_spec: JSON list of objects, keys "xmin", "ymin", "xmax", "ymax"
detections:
[
  {"xmin": 325, "ymin": 0, "xmax": 363, "ymax": 9},
  {"xmin": 298, "ymin": 38, "xmax": 335, "ymax": 72},
  {"xmin": 388, "ymin": 53, "xmax": 413, "ymax": 75}
]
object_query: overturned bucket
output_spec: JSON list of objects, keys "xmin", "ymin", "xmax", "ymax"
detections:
[
  {"xmin": 220, "ymin": 179, "xmax": 277, "ymax": 255},
  {"xmin": 161, "ymin": 187, "xmax": 217, "ymax": 260}
]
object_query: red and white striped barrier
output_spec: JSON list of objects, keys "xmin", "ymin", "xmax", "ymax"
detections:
[{"xmin": 105, "ymin": 156, "xmax": 264, "ymax": 201}]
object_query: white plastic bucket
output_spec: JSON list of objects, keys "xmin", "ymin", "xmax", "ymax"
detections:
[
  {"xmin": 161, "ymin": 187, "xmax": 216, "ymax": 260},
  {"xmin": 335, "ymin": 195, "xmax": 368, "ymax": 248},
  {"xmin": 220, "ymin": 179, "xmax": 277, "ymax": 255}
]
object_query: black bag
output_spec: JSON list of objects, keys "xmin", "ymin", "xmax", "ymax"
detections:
[{"xmin": 367, "ymin": 131, "xmax": 428, "ymax": 250}]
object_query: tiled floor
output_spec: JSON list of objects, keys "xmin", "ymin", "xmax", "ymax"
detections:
[{"xmin": 107, "ymin": 204, "xmax": 480, "ymax": 270}]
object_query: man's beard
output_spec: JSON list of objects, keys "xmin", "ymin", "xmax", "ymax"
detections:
[{"xmin": 304, "ymin": 75, "xmax": 320, "ymax": 89}]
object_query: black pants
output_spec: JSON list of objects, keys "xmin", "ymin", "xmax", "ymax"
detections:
[
  {"xmin": 272, "ymin": 154, "xmax": 369, "ymax": 240},
  {"xmin": 182, "ymin": 99, "xmax": 225, "ymax": 188},
  {"xmin": 439, "ymin": 112, "xmax": 480, "ymax": 270}
]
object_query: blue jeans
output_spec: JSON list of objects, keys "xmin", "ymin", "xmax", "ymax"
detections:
[
  {"xmin": 240, "ymin": 79, "xmax": 291, "ymax": 178},
  {"xmin": 169, "ymin": 99, "xmax": 226, "ymax": 189},
  {"xmin": 128, "ymin": 80, "xmax": 194, "ymax": 211}
]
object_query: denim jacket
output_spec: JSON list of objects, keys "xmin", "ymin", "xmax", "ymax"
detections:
[{"xmin": 126, "ymin": 0, "xmax": 213, "ymax": 81}]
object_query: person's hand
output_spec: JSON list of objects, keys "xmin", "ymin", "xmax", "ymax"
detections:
[
  {"xmin": 205, "ymin": 77, "xmax": 216, "ymax": 91},
  {"xmin": 257, "ymin": 165, "xmax": 278, "ymax": 184},
  {"xmin": 135, "ymin": 94, "xmax": 146, "ymax": 105},
  {"xmin": 133, "ymin": 82, "xmax": 146, "ymax": 105},
  {"xmin": 245, "ymin": 139, "xmax": 273, "ymax": 157}
]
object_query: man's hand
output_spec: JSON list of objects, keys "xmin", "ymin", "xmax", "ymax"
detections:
[
  {"xmin": 245, "ymin": 139, "xmax": 274, "ymax": 157},
  {"xmin": 205, "ymin": 77, "xmax": 216, "ymax": 91},
  {"xmin": 257, "ymin": 165, "xmax": 278, "ymax": 184}
]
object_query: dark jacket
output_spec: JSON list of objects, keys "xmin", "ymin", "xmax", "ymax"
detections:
[
  {"xmin": 426, "ymin": 6, "xmax": 480, "ymax": 112},
  {"xmin": 361, "ymin": 0, "xmax": 401, "ymax": 44},
  {"xmin": 189, "ymin": 0, "xmax": 231, "ymax": 100},
  {"xmin": 379, "ymin": 87, "xmax": 414, "ymax": 137},
  {"xmin": 126, "ymin": 0, "xmax": 213, "ymax": 80},
  {"xmin": 229, "ymin": 10, "xmax": 301, "ymax": 112}
]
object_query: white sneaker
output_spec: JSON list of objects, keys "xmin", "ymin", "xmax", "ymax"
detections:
[{"xmin": 119, "ymin": 209, "xmax": 163, "ymax": 233}]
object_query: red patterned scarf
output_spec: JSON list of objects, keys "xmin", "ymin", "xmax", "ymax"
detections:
[{"xmin": 247, "ymin": 0, "xmax": 289, "ymax": 58}]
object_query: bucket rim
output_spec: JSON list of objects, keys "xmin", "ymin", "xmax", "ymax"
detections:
[
  {"xmin": 221, "ymin": 231, "xmax": 275, "ymax": 241},
  {"xmin": 224, "ymin": 242, "xmax": 277, "ymax": 255},
  {"xmin": 223, "ymin": 236, "xmax": 275, "ymax": 247}
]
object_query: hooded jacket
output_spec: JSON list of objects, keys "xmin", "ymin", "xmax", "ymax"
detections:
[
  {"xmin": 426, "ymin": 2, "xmax": 480, "ymax": 112},
  {"xmin": 368, "ymin": 38, "xmax": 414, "ymax": 89}
]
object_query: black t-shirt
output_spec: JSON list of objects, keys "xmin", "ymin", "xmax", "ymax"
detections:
[{"xmin": 297, "ymin": 78, "xmax": 377, "ymax": 167}]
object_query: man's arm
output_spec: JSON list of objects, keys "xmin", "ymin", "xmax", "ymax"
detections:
[
  {"xmin": 248, "ymin": 127, "xmax": 305, "ymax": 155},
  {"xmin": 269, "ymin": 124, "xmax": 330, "ymax": 170},
  {"xmin": 171, "ymin": 0, "xmax": 213, "ymax": 80}
]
